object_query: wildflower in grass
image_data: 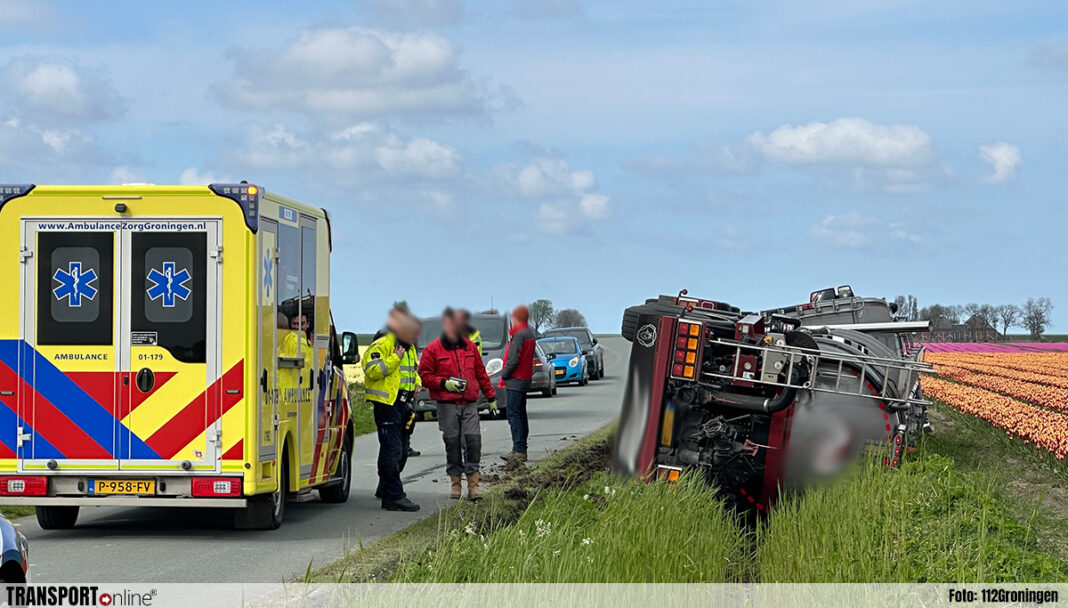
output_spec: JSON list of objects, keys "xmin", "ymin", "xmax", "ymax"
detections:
[
  {"xmin": 603, "ymin": 486, "xmax": 617, "ymax": 496},
  {"xmin": 464, "ymin": 521, "xmax": 477, "ymax": 536},
  {"xmin": 583, "ymin": 494, "xmax": 590, "ymax": 501},
  {"xmin": 582, "ymin": 537, "xmax": 592, "ymax": 545},
  {"xmin": 535, "ymin": 519, "xmax": 552, "ymax": 537},
  {"xmin": 552, "ymin": 549, "xmax": 561, "ymax": 557},
  {"xmin": 585, "ymin": 556, "xmax": 594, "ymax": 563}
]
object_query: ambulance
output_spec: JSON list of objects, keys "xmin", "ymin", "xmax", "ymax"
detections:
[{"xmin": 0, "ymin": 184, "xmax": 360, "ymax": 530}]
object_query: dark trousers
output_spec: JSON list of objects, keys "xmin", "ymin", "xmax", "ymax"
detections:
[
  {"xmin": 436, "ymin": 401, "xmax": 482, "ymax": 476},
  {"xmin": 373, "ymin": 400, "xmax": 410, "ymax": 501},
  {"xmin": 505, "ymin": 389, "xmax": 529, "ymax": 453}
]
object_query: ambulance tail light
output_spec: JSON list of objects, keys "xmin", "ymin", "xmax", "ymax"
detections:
[
  {"xmin": 191, "ymin": 477, "xmax": 242, "ymax": 497},
  {"xmin": 670, "ymin": 321, "xmax": 703, "ymax": 381},
  {"xmin": 0, "ymin": 476, "xmax": 47, "ymax": 496}
]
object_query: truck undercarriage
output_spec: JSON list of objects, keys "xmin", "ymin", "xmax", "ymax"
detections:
[{"xmin": 613, "ymin": 287, "xmax": 932, "ymax": 512}]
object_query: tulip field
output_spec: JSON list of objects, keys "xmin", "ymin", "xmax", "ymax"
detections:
[{"xmin": 922, "ymin": 344, "xmax": 1068, "ymax": 460}]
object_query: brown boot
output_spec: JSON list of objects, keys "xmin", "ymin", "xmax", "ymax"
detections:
[
  {"xmin": 466, "ymin": 472, "xmax": 482, "ymax": 501},
  {"xmin": 449, "ymin": 475, "xmax": 463, "ymax": 500}
]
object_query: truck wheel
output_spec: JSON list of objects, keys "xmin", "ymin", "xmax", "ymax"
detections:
[
  {"xmin": 319, "ymin": 439, "xmax": 352, "ymax": 504},
  {"xmin": 621, "ymin": 302, "xmax": 681, "ymax": 342},
  {"xmin": 236, "ymin": 452, "xmax": 287, "ymax": 530},
  {"xmin": 36, "ymin": 506, "xmax": 79, "ymax": 530}
]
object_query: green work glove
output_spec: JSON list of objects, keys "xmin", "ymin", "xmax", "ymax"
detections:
[
  {"xmin": 486, "ymin": 400, "xmax": 498, "ymax": 412},
  {"xmin": 444, "ymin": 379, "xmax": 464, "ymax": 393}
]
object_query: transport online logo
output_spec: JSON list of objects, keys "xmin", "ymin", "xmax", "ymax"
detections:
[
  {"xmin": 53, "ymin": 261, "xmax": 99, "ymax": 307},
  {"xmin": 146, "ymin": 262, "xmax": 192, "ymax": 308}
]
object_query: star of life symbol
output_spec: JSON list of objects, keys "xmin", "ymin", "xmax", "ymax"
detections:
[
  {"xmin": 147, "ymin": 262, "xmax": 192, "ymax": 308},
  {"xmin": 53, "ymin": 261, "xmax": 98, "ymax": 307},
  {"xmin": 262, "ymin": 254, "xmax": 273, "ymax": 298}
]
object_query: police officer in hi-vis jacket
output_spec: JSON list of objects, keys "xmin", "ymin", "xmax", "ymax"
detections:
[{"xmin": 363, "ymin": 307, "xmax": 422, "ymax": 512}]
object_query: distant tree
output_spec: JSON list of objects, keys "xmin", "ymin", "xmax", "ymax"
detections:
[
  {"xmin": 996, "ymin": 304, "xmax": 1021, "ymax": 339},
  {"xmin": 920, "ymin": 303, "xmax": 961, "ymax": 327},
  {"xmin": 554, "ymin": 309, "xmax": 588, "ymax": 328},
  {"xmin": 529, "ymin": 299, "xmax": 554, "ymax": 333},
  {"xmin": 1022, "ymin": 297, "xmax": 1054, "ymax": 339},
  {"xmin": 907, "ymin": 295, "xmax": 919, "ymax": 321},
  {"xmin": 481, "ymin": 308, "xmax": 499, "ymax": 315},
  {"xmin": 392, "ymin": 300, "xmax": 410, "ymax": 313}
]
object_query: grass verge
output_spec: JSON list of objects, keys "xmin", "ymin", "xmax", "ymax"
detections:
[
  {"xmin": 307, "ymin": 425, "xmax": 615, "ymax": 582},
  {"xmin": 347, "ymin": 382, "xmax": 376, "ymax": 437},
  {"xmin": 313, "ymin": 401, "xmax": 1068, "ymax": 583},
  {"xmin": 1, "ymin": 506, "xmax": 34, "ymax": 519}
]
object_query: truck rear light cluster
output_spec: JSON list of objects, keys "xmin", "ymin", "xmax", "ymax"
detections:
[
  {"xmin": 191, "ymin": 477, "xmax": 242, "ymax": 497},
  {"xmin": 0, "ymin": 476, "xmax": 47, "ymax": 496},
  {"xmin": 671, "ymin": 321, "xmax": 703, "ymax": 380}
]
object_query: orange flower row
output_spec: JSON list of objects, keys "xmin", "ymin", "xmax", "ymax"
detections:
[
  {"xmin": 921, "ymin": 375, "xmax": 1068, "ymax": 459},
  {"xmin": 924, "ymin": 355, "xmax": 1068, "ymax": 390},
  {"xmin": 932, "ymin": 363, "xmax": 1068, "ymax": 413}
]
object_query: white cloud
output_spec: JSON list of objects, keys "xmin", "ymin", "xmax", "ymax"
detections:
[
  {"xmin": 234, "ymin": 122, "xmax": 461, "ymax": 180},
  {"xmin": 423, "ymin": 190, "xmax": 455, "ymax": 213},
  {"xmin": 3, "ymin": 56, "xmax": 124, "ymax": 124},
  {"xmin": 179, "ymin": 167, "xmax": 231, "ymax": 185},
  {"xmin": 747, "ymin": 118, "xmax": 933, "ymax": 166},
  {"xmin": 579, "ymin": 193, "xmax": 609, "ymax": 219},
  {"xmin": 809, "ymin": 211, "xmax": 921, "ymax": 249},
  {"xmin": 362, "ymin": 0, "xmax": 465, "ymax": 27},
  {"xmin": 214, "ymin": 27, "xmax": 513, "ymax": 121},
  {"xmin": 979, "ymin": 142, "xmax": 1020, "ymax": 184},
  {"xmin": 511, "ymin": 0, "xmax": 584, "ymax": 20},
  {"xmin": 109, "ymin": 166, "xmax": 142, "ymax": 184},
  {"xmin": 496, "ymin": 156, "xmax": 610, "ymax": 232},
  {"xmin": 0, "ymin": 116, "xmax": 104, "ymax": 169},
  {"xmin": 744, "ymin": 118, "xmax": 947, "ymax": 192}
]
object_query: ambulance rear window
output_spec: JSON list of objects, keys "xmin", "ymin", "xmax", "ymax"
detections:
[
  {"xmin": 37, "ymin": 232, "xmax": 114, "ymax": 345},
  {"xmin": 131, "ymin": 233, "xmax": 207, "ymax": 363}
]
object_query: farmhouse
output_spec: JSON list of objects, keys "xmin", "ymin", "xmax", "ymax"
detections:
[{"xmin": 920, "ymin": 314, "xmax": 1001, "ymax": 343}]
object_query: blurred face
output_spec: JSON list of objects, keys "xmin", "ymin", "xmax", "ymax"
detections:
[
  {"xmin": 290, "ymin": 315, "xmax": 308, "ymax": 331},
  {"xmin": 442, "ymin": 313, "xmax": 459, "ymax": 339}
]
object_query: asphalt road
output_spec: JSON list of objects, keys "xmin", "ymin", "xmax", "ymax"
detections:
[{"xmin": 18, "ymin": 337, "xmax": 630, "ymax": 583}]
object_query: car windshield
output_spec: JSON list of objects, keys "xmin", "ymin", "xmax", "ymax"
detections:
[
  {"xmin": 545, "ymin": 329, "xmax": 591, "ymax": 347},
  {"xmin": 470, "ymin": 317, "xmax": 507, "ymax": 350},
  {"xmin": 540, "ymin": 339, "xmax": 578, "ymax": 355},
  {"xmin": 417, "ymin": 316, "xmax": 508, "ymax": 351}
]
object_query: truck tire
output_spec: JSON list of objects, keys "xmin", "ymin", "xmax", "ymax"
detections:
[
  {"xmin": 36, "ymin": 506, "xmax": 79, "ymax": 530},
  {"xmin": 319, "ymin": 437, "xmax": 352, "ymax": 504},
  {"xmin": 236, "ymin": 451, "xmax": 288, "ymax": 530},
  {"xmin": 621, "ymin": 302, "xmax": 680, "ymax": 343}
]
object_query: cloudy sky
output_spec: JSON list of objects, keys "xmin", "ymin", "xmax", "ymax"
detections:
[{"xmin": 1, "ymin": 0, "xmax": 1065, "ymax": 333}]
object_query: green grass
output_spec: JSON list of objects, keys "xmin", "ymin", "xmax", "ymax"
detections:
[
  {"xmin": 0, "ymin": 506, "xmax": 34, "ymax": 520},
  {"xmin": 758, "ymin": 453, "xmax": 1066, "ymax": 582},
  {"xmin": 1004, "ymin": 334, "xmax": 1068, "ymax": 342},
  {"xmin": 347, "ymin": 382, "xmax": 376, "ymax": 437},
  {"xmin": 395, "ymin": 473, "xmax": 747, "ymax": 582}
]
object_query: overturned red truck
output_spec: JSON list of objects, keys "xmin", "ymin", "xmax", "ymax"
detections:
[{"xmin": 613, "ymin": 287, "xmax": 932, "ymax": 512}]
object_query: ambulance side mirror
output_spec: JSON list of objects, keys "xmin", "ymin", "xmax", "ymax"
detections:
[{"xmin": 341, "ymin": 332, "xmax": 359, "ymax": 365}]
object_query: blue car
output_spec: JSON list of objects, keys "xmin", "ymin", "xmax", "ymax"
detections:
[{"xmin": 538, "ymin": 337, "xmax": 589, "ymax": 386}]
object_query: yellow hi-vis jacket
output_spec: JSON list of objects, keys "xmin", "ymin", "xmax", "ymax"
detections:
[
  {"xmin": 468, "ymin": 329, "xmax": 482, "ymax": 356},
  {"xmin": 364, "ymin": 332, "xmax": 419, "ymax": 405}
]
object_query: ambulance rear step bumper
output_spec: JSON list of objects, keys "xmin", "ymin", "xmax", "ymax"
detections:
[{"xmin": 0, "ymin": 496, "xmax": 247, "ymax": 508}]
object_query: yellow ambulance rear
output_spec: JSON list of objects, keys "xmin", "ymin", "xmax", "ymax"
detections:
[{"xmin": 0, "ymin": 184, "xmax": 359, "ymax": 530}]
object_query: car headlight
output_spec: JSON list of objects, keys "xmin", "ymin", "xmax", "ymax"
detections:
[
  {"xmin": 485, "ymin": 358, "xmax": 504, "ymax": 375},
  {"xmin": 568, "ymin": 356, "xmax": 579, "ymax": 368}
]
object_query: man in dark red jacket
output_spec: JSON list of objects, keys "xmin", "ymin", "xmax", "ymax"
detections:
[
  {"xmin": 418, "ymin": 308, "xmax": 496, "ymax": 500},
  {"xmin": 499, "ymin": 305, "xmax": 536, "ymax": 462}
]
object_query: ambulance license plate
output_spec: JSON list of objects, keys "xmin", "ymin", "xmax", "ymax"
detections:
[{"xmin": 90, "ymin": 479, "xmax": 155, "ymax": 495}]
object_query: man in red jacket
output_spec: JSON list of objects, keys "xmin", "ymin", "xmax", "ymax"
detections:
[
  {"xmin": 418, "ymin": 308, "xmax": 496, "ymax": 500},
  {"xmin": 499, "ymin": 305, "xmax": 536, "ymax": 462}
]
